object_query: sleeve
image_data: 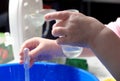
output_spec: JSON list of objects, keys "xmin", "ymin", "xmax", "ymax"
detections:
[{"xmin": 105, "ymin": 18, "xmax": 120, "ymax": 38}]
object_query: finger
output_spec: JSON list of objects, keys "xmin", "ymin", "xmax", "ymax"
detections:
[
  {"xmin": 19, "ymin": 45, "xmax": 42, "ymax": 65},
  {"xmin": 19, "ymin": 39, "xmax": 39, "ymax": 62},
  {"xmin": 19, "ymin": 41, "xmax": 32, "ymax": 62},
  {"xmin": 52, "ymin": 27, "xmax": 66, "ymax": 37},
  {"xmin": 19, "ymin": 53, "xmax": 35, "ymax": 67},
  {"xmin": 19, "ymin": 59, "xmax": 24, "ymax": 64},
  {"xmin": 44, "ymin": 11, "xmax": 71, "ymax": 21},
  {"xmin": 56, "ymin": 36, "xmax": 69, "ymax": 45},
  {"xmin": 29, "ymin": 58, "xmax": 35, "ymax": 67},
  {"xmin": 29, "ymin": 44, "xmax": 45, "ymax": 59},
  {"xmin": 53, "ymin": 19, "xmax": 67, "ymax": 28},
  {"xmin": 19, "ymin": 38, "xmax": 40, "ymax": 55},
  {"xmin": 19, "ymin": 39, "xmax": 33, "ymax": 54}
]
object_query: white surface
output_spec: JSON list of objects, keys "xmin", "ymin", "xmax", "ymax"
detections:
[{"xmin": 81, "ymin": 56, "xmax": 114, "ymax": 81}]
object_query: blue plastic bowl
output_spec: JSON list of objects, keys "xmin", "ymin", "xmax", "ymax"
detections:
[{"xmin": 0, "ymin": 62, "xmax": 98, "ymax": 81}]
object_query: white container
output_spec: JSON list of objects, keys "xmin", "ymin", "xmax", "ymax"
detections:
[{"xmin": 9, "ymin": 0, "xmax": 43, "ymax": 62}]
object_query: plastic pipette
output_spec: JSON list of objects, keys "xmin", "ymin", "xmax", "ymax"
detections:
[{"xmin": 24, "ymin": 48, "xmax": 30, "ymax": 81}]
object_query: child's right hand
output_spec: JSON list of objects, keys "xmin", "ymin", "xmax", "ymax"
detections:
[{"xmin": 19, "ymin": 37, "xmax": 63, "ymax": 67}]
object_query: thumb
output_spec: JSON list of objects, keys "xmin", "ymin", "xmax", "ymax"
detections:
[
  {"xmin": 56, "ymin": 36, "xmax": 69, "ymax": 45},
  {"xmin": 29, "ymin": 45, "xmax": 44, "ymax": 59}
]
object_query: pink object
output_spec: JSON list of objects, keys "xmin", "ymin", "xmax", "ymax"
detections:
[{"xmin": 106, "ymin": 18, "xmax": 120, "ymax": 38}]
